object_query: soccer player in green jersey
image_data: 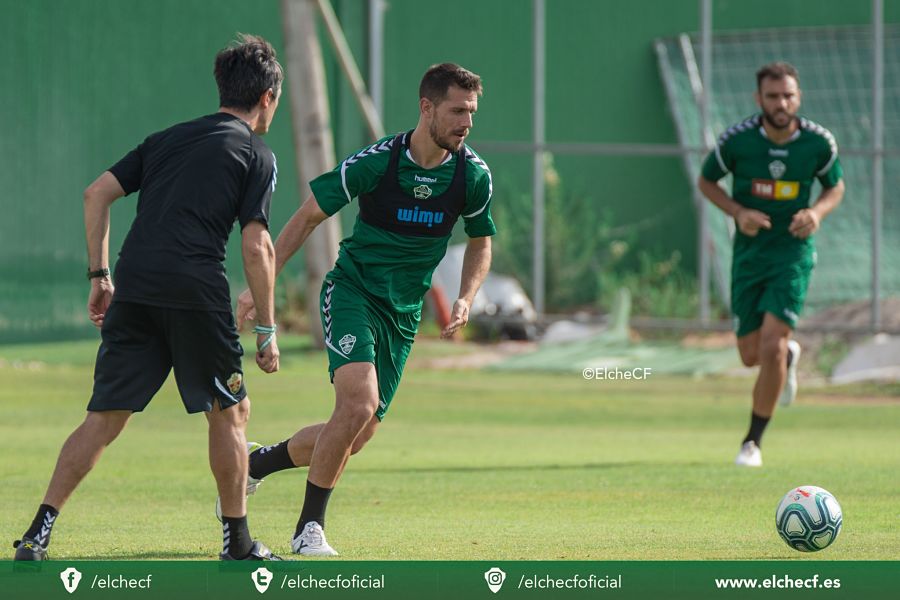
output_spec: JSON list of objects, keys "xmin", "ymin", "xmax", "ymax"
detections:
[
  {"xmin": 698, "ymin": 62, "xmax": 844, "ymax": 467},
  {"xmin": 233, "ymin": 63, "xmax": 494, "ymax": 554}
]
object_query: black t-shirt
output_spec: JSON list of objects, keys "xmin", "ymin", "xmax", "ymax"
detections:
[{"xmin": 108, "ymin": 113, "xmax": 276, "ymax": 312}]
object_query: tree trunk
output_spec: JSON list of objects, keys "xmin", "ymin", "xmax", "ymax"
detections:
[{"xmin": 280, "ymin": 0, "xmax": 342, "ymax": 348}]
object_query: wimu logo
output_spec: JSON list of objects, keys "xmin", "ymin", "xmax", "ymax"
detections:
[{"xmin": 397, "ymin": 206, "xmax": 445, "ymax": 228}]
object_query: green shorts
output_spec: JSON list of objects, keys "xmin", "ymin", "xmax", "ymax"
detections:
[
  {"xmin": 320, "ymin": 278, "xmax": 417, "ymax": 420},
  {"xmin": 731, "ymin": 253, "xmax": 815, "ymax": 338}
]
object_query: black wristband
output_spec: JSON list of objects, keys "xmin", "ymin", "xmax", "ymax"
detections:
[{"xmin": 87, "ymin": 267, "xmax": 110, "ymax": 280}]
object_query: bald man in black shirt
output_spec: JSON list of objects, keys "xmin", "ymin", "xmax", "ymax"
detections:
[{"xmin": 13, "ymin": 34, "xmax": 283, "ymax": 561}]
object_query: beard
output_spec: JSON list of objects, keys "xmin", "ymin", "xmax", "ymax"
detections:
[
  {"xmin": 429, "ymin": 119, "xmax": 464, "ymax": 152},
  {"xmin": 762, "ymin": 107, "xmax": 795, "ymax": 130}
]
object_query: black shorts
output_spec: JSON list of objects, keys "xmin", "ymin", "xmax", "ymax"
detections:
[{"xmin": 88, "ymin": 301, "xmax": 246, "ymax": 414}]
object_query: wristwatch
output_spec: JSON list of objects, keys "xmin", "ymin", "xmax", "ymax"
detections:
[{"xmin": 87, "ymin": 267, "xmax": 111, "ymax": 280}]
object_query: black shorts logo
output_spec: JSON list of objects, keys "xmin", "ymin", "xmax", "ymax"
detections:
[{"xmin": 226, "ymin": 372, "xmax": 243, "ymax": 394}]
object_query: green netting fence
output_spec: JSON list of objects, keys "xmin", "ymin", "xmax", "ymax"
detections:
[{"xmin": 656, "ymin": 25, "xmax": 900, "ymax": 315}]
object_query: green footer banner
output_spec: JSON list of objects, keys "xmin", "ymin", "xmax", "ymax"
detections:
[{"xmin": 2, "ymin": 561, "xmax": 897, "ymax": 599}]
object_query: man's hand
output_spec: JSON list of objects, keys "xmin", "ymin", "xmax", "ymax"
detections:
[
  {"xmin": 788, "ymin": 208, "xmax": 821, "ymax": 239},
  {"xmin": 735, "ymin": 208, "xmax": 772, "ymax": 237},
  {"xmin": 256, "ymin": 334, "xmax": 279, "ymax": 373},
  {"xmin": 236, "ymin": 288, "xmax": 257, "ymax": 330},
  {"xmin": 441, "ymin": 298, "xmax": 471, "ymax": 339},
  {"xmin": 87, "ymin": 277, "xmax": 114, "ymax": 328}
]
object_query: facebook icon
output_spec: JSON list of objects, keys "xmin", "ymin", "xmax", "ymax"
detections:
[{"xmin": 59, "ymin": 567, "xmax": 82, "ymax": 593}]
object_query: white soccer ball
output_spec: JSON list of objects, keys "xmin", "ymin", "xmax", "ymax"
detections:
[{"xmin": 775, "ymin": 486, "xmax": 843, "ymax": 552}]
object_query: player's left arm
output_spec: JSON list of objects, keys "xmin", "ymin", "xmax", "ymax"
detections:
[
  {"xmin": 442, "ymin": 159, "xmax": 496, "ymax": 339},
  {"xmin": 790, "ymin": 143, "xmax": 845, "ymax": 239},
  {"xmin": 442, "ymin": 235, "xmax": 492, "ymax": 339},
  {"xmin": 84, "ymin": 171, "xmax": 126, "ymax": 327}
]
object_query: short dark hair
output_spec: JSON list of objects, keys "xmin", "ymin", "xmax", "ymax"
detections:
[
  {"xmin": 214, "ymin": 34, "xmax": 283, "ymax": 111},
  {"xmin": 756, "ymin": 61, "xmax": 799, "ymax": 90},
  {"xmin": 419, "ymin": 63, "xmax": 483, "ymax": 104}
]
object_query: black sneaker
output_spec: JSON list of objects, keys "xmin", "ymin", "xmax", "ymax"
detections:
[
  {"xmin": 219, "ymin": 540, "xmax": 283, "ymax": 561},
  {"xmin": 13, "ymin": 538, "xmax": 48, "ymax": 561}
]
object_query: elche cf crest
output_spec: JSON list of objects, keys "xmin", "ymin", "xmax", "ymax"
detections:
[
  {"xmin": 413, "ymin": 184, "xmax": 432, "ymax": 199},
  {"xmin": 768, "ymin": 159, "xmax": 786, "ymax": 179},
  {"xmin": 339, "ymin": 334, "xmax": 357, "ymax": 354},
  {"xmin": 227, "ymin": 372, "xmax": 243, "ymax": 394}
]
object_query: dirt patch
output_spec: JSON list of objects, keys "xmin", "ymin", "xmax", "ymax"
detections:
[
  {"xmin": 798, "ymin": 394, "xmax": 900, "ymax": 406},
  {"xmin": 681, "ymin": 331, "xmax": 736, "ymax": 350},
  {"xmin": 410, "ymin": 339, "xmax": 537, "ymax": 370}
]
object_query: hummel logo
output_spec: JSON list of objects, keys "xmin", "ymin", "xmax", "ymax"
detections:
[
  {"xmin": 37, "ymin": 513, "xmax": 56, "ymax": 544},
  {"xmin": 414, "ymin": 174, "xmax": 437, "ymax": 183}
]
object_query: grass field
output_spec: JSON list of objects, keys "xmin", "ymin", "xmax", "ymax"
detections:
[{"xmin": 1, "ymin": 335, "xmax": 898, "ymax": 560}]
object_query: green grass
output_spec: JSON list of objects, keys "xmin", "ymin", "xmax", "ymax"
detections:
[{"xmin": 0, "ymin": 337, "xmax": 898, "ymax": 560}]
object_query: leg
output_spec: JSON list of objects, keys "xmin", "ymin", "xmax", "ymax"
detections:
[
  {"xmin": 285, "ymin": 414, "xmax": 379, "ymax": 467},
  {"xmin": 43, "ymin": 410, "xmax": 132, "ymax": 509},
  {"xmin": 307, "ymin": 362, "xmax": 379, "ymax": 488},
  {"xmin": 14, "ymin": 410, "xmax": 131, "ymax": 558},
  {"xmin": 752, "ymin": 313, "xmax": 792, "ymax": 418},
  {"xmin": 736, "ymin": 313, "xmax": 793, "ymax": 467},
  {"xmin": 16, "ymin": 303, "xmax": 170, "ymax": 559},
  {"xmin": 290, "ymin": 363, "xmax": 378, "ymax": 556},
  {"xmin": 736, "ymin": 329, "xmax": 761, "ymax": 367},
  {"xmin": 207, "ymin": 397, "xmax": 259, "ymax": 559},
  {"xmin": 247, "ymin": 414, "xmax": 378, "ymax": 482},
  {"xmin": 206, "ymin": 398, "xmax": 250, "ymax": 518}
]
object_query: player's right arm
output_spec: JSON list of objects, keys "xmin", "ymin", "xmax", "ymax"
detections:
[
  {"xmin": 236, "ymin": 142, "xmax": 280, "ymax": 371},
  {"xmin": 84, "ymin": 170, "xmax": 127, "ymax": 327},
  {"xmin": 697, "ymin": 138, "xmax": 771, "ymax": 236},
  {"xmin": 241, "ymin": 221, "xmax": 279, "ymax": 373},
  {"xmin": 273, "ymin": 194, "xmax": 329, "ymax": 276}
]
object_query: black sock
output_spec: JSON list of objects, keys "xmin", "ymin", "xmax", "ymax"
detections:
[
  {"xmin": 743, "ymin": 411, "xmax": 771, "ymax": 448},
  {"xmin": 23, "ymin": 504, "xmax": 59, "ymax": 548},
  {"xmin": 296, "ymin": 480, "xmax": 333, "ymax": 536},
  {"xmin": 222, "ymin": 515, "xmax": 253, "ymax": 559},
  {"xmin": 249, "ymin": 440, "xmax": 298, "ymax": 480}
]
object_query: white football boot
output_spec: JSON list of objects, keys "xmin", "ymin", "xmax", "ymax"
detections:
[
  {"xmin": 778, "ymin": 339, "xmax": 801, "ymax": 407},
  {"xmin": 216, "ymin": 441, "xmax": 265, "ymax": 522},
  {"xmin": 291, "ymin": 522, "xmax": 339, "ymax": 556},
  {"xmin": 734, "ymin": 441, "xmax": 763, "ymax": 467}
]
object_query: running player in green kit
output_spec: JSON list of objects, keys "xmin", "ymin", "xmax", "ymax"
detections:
[
  {"xmin": 234, "ymin": 63, "xmax": 494, "ymax": 554},
  {"xmin": 698, "ymin": 62, "xmax": 844, "ymax": 467}
]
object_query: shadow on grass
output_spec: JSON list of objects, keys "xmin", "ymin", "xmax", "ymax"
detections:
[
  {"xmin": 351, "ymin": 461, "xmax": 708, "ymax": 475},
  {"xmin": 59, "ymin": 551, "xmax": 214, "ymax": 560}
]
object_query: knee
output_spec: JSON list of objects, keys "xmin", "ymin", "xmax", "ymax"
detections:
[
  {"xmin": 212, "ymin": 398, "xmax": 250, "ymax": 429},
  {"xmin": 336, "ymin": 398, "xmax": 378, "ymax": 433},
  {"xmin": 350, "ymin": 437, "xmax": 368, "ymax": 455},
  {"xmin": 350, "ymin": 421, "xmax": 379, "ymax": 455},
  {"xmin": 232, "ymin": 398, "xmax": 250, "ymax": 425},
  {"xmin": 83, "ymin": 411, "xmax": 130, "ymax": 444},
  {"xmin": 738, "ymin": 347, "xmax": 759, "ymax": 367},
  {"xmin": 759, "ymin": 334, "xmax": 788, "ymax": 364}
]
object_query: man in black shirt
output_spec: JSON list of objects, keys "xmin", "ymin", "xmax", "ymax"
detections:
[{"xmin": 13, "ymin": 34, "xmax": 283, "ymax": 561}]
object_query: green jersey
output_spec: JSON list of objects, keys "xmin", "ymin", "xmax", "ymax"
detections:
[
  {"xmin": 701, "ymin": 114, "xmax": 842, "ymax": 263},
  {"xmin": 310, "ymin": 132, "xmax": 495, "ymax": 314}
]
